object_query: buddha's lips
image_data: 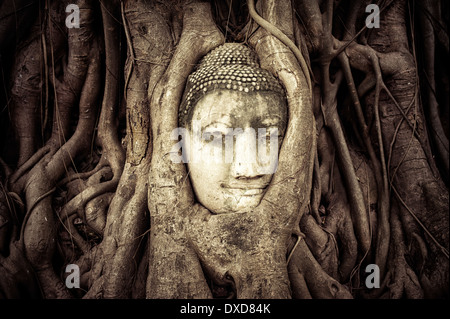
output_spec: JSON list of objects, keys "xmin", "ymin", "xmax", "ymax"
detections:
[{"xmin": 222, "ymin": 186, "xmax": 267, "ymax": 196}]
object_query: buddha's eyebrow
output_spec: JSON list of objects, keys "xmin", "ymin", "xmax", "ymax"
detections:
[
  {"xmin": 203, "ymin": 121, "xmax": 230, "ymax": 130},
  {"xmin": 201, "ymin": 117, "xmax": 233, "ymax": 130}
]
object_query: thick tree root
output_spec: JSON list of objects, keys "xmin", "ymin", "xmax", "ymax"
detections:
[{"xmin": 288, "ymin": 238, "xmax": 353, "ymax": 299}]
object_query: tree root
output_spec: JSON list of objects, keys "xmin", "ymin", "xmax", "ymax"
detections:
[
  {"xmin": 384, "ymin": 204, "xmax": 424, "ymax": 298},
  {"xmin": 338, "ymin": 51, "xmax": 390, "ymax": 277},
  {"xmin": 288, "ymin": 238, "xmax": 353, "ymax": 299},
  {"xmin": 9, "ymin": 146, "xmax": 51, "ymax": 191},
  {"xmin": 146, "ymin": 0, "xmax": 224, "ymax": 299},
  {"xmin": 247, "ymin": 0, "xmax": 312, "ymax": 92},
  {"xmin": 417, "ymin": 1, "xmax": 449, "ymax": 177},
  {"xmin": 301, "ymin": 190, "xmax": 358, "ymax": 283},
  {"xmin": 10, "ymin": 32, "xmax": 42, "ymax": 166},
  {"xmin": 21, "ymin": 15, "xmax": 100, "ymax": 296},
  {"xmin": 317, "ymin": 3, "xmax": 372, "ymax": 258},
  {"xmin": 86, "ymin": 0, "xmax": 177, "ymax": 298}
]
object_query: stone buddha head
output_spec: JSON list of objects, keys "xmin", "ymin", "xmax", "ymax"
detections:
[{"xmin": 178, "ymin": 43, "xmax": 288, "ymax": 214}]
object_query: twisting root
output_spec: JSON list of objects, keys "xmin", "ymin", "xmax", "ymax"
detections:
[
  {"xmin": 10, "ymin": 29, "xmax": 43, "ymax": 167},
  {"xmin": 416, "ymin": 1, "xmax": 449, "ymax": 177},
  {"xmin": 8, "ymin": 145, "xmax": 51, "ymax": 191},
  {"xmin": 317, "ymin": 1, "xmax": 371, "ymax": 259},
  {"xmin": 386, "ymin": 202, "xmax": 424, "ymax": 298},
  {"xmin": 57, "ymin": 157, "xmax": 107, "ymax": 187},
  {"xmin": 20, "ymin": 1, "xmax": 100, "ymax": 296},
  {"xmin": 288, "ymin": 238, "xmax": 353, "ymax": 299},
  {"xmin": 358, "ymin": 49, "xmax": 391, "ymax": 278},
  {"xmin": 58, "ymin": 0, "xmax": 126, "ymax": 257},
  {"xmin": 392, "ymin": 186, "xmax": 449, "ymax": 259},
  {"xmin": 247, "ymin": 0, "xmax": 312, "ymax": 93}
]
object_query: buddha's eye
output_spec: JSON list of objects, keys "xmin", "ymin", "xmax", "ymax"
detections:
[
  {"xmin": 203, "ymin": 125, "xmax": 229, "ymax": 145},
  {"xmin": 261, "ymin": 127, "xmax": 282, "ymax": 140},
  {"xmin": 255, "ymin": 128, "xmax": 283, "ymax": 152}
]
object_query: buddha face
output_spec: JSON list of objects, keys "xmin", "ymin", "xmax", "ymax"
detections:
[{"xmin": 183, "ymin": 90, "xmax": 287, "ymax": 214}]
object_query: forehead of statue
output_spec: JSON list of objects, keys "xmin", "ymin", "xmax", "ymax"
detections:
[{"xmin": 188, "ymin": 90, "xmax": 287, "ymax": 129}]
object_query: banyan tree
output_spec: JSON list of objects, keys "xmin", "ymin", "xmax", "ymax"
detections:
[{"xmin": 0, "ymin": 0, "xmax": 448, "ymax": 299}]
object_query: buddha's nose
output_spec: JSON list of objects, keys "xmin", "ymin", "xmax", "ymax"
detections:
[
  {"xmin": 231, "ymin": 161, "xmax": 265, "ymax": 179},
  {"xmin": 230, "ymin": 128, "xmax": 263, "ymax": 179}
]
